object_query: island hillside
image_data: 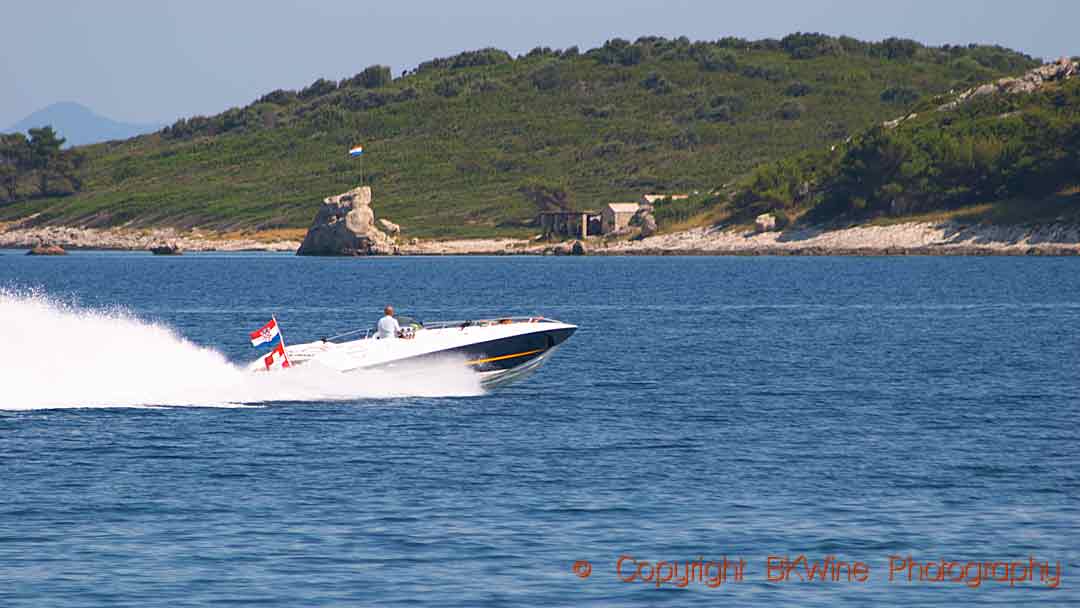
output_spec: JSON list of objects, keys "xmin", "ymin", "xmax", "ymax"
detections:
[
  {"xmin": 0, "ymin": 34, "xmax": 1041, "ymax": 239},
  {"xmin": 687, "ymin": 58, "xmax": 1080, "ymax": 231}
]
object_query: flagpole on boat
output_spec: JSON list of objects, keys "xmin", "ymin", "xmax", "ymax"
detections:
[{"xmin": 273, "ymin": 314, "xmax": 291, "ymax": 366}]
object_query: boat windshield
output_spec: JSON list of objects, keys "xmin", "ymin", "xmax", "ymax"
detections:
[{"xmin": 369, "ymin": 315, "xmax": 423, "ymax": 332}]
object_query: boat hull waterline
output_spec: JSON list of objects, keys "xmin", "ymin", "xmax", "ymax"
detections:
[{"xmin": 247, "ymin": 318, "xmax": 577, "ymax": 388}]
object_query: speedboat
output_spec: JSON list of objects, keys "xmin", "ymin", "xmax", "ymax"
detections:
[{"xmin": 247, "ymin": 316, "xmax": 577, "ymax": 387}]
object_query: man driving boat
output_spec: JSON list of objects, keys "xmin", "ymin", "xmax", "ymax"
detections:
[{"xmin": 377, "ymin": 305, "xmax": 400, "ymax": 339}]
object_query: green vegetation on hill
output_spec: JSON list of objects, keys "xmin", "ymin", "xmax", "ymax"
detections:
[
  {"xmin": 0, "ymin": 34, "xmax": 1037, "ymax": 238},
  {"xmin": 0, "ymin": 126, "xmax": 85, "ymax": 201},
  {"xmin": 716, "ymin": 64, "xmax": 1080, "ymax": 227}
]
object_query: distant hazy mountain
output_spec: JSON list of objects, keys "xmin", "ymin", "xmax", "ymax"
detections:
[{"xmin": 6, "ymin": 102, "xmax": 163, "ymax": 147}]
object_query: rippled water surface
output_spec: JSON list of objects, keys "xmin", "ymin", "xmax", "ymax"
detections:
[{"xmin": 1, "ymin": 252, "xmax": 1078, "ymax": 606}]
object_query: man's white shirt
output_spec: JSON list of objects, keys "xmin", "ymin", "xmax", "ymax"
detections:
[{"xmin": 377, "ymin": 315, "xmax": 400, "ymax": 339}]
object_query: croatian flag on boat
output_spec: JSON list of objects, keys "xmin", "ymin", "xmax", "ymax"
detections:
[
  {"xmin": 349, "ymin": 145, "xmax": 364, "ymax": 157},
  {"xmin": 249, "ymin": 318, "xmax": 281, "ymax": 348},
  {"xmin": 263, "ymin": 342, "xmax": 291, "ymax": 370}
]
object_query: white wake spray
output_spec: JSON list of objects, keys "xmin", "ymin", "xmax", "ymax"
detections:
[{"xmin": 0, "ymin": 290, "xmax": 483, "ymax": 410}]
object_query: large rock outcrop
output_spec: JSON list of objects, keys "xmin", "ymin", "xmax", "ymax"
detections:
[
  {"xmin": 377, "ymin": 218, "xmax": 401, "ymax": 236},
  {"xmin": 630, "ymin": 206, "xmax": 658, "ymax": 238},
  {"xmin": 937, "ymin": 57, "xmax": 1079, "ymax": 112},
  {"xmin": 296, "ymin": 186, "xmax": 397, "ymax": 256},
  {"xmin": 26, "ymin": 243, "xmax": 66, "ymax": 256},
  {"xmin": 755, "ymin": 213, "xmax": 778, "ymax": 233},
  {"xmin": 149, "ymin": 242, "xmax": 182, "ymax": 255}
]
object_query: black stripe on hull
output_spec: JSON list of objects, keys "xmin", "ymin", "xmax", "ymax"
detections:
[{"xmin": 371, "ymin": 326, "xmax": 576, "ymax": 372}]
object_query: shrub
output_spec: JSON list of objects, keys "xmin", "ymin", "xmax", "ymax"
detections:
[
  {"xmin": 492, "ymin": 155, "xmax": 524, "ymax": 173},
  {"xmin": 698, "ymin": 49, "xmax": 738, "ymax": 72},
  {"xmin": 776, "ymin": 100, "xmax": 805, "ymax": 120},
  {"xmin": 740, "ymin": 64, "xmax": 788, "ymax": 82},
  {"xmin": 582, "ymin": 105, "xmax": 615, "ymax": 119},
  {"xmin": 519, "ymin": 178, "xmax": 572, "ymax": 212},
  {"xmin": 880, "ymin": 87, "xmax": 920, "ymax": 105},
  {"xmin": 309, "ymin": 105, "xmax": 346, "ymax": 131},
  {"xmin": 785, "ymin": 81, "xmax": 812, "ymax": 97},
  {"xmin": 527, "ymin": 46, "xmax": 555, "ymax": 58},
  {"xmin": 710, "ymin": 95, "xmax": 747, "ymax": 113},
  {"xmin": 589, "ymin": 38, "xmax": 643, "ymax": 66},
  {"xmin": 394, "ymin": 87, "xmax": 418, "ymax": 102},
  {"xmin": 771, "ymin": 209, "xmax": 792, "ymax": 229},
  {"xmin": 641, "ymin": 72, "xmax": 673, "ymax": 94},
  {"xmin": 530, "ymin": 63, "xmax": 564, "ymax": 90},
  {"xmin": 417, "ymin": 48, "xmax": 513, "ymax": 72},
  {"xmin": 434, "ymin": 79, "xmax": 461, "ymax": 98},
  {"xmin": 871, "ymin": 37, "xmax": 921, "ymax": 60},
  {"xmin": 471, "ymin": 79, "xmax": 501, "ymax": 93},
  {"xmin": 781, "ymin": 32, "xmax": 845, "ymax": 59},
  {"xmin": 697, "ymin": 105, "xmax": 734, "ymax": 122},
  {"xmin": 257, "ymin": 89, "xmax": 297, "ymax": 106},
  {"xmin": 342, "ymin": 65, "xmax": 392, "ymax": 89},
  {"xmin": 299, "ymin": 78, "xmax": 338, "ymax": 100},
  {"xmin": 716, "ymin": 36, "xmax": 750, "ymax": 49},
  {"xmin": 341, "ymin": 90, "xmax": 387, "ymax": 111},
  {"xmin": 652, "ymin": 195, "xmax": 715, "ymax": 225},
  {"xmin": 952, "ymin": 56, "xmax": 995, "ymax": 83},
  {"xmin": 671, "ymin": 129, "xmax": 701, "ymax": 150},
  {"xmin": 589, "ymin": 142, "xmax": 623, "ymax": 159}
]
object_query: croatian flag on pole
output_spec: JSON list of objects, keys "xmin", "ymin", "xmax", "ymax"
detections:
[
  {"xmin": 250, "ymin": 318, "xmax": 281, "ymax": 348},
  {"xmin": 349, "ymin": 145, "xmax": 364, "ymax": 157},
  {"xmin": 263, "ymin": 342, "xmax": 290, "ymax": 370}
]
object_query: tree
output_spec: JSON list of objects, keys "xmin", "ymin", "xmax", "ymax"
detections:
[
  {"xmin": 50, "ymin": 148, "xmax": 87, "ymax": 194},
  {"xmin": 641, "ymin": 72, "xmax": 673, "ymax": 94},
  {"xmin": 417, "ymin": 48, "xmax": 512, "ymax": 73},
  {"xmin": 299, "ymin": 78, "xmax": 337, "ymax": 100},
  {"xmin": 873, "ymin": 37, "xmax": 921, "ymax": 60},
  {"xmin": 433, "ymin": 78, "xmax": 461, "ymax": 98},
  {"xmin": 28, "ymin": 126, "xmax": 65, "ymax": 196},
  {"xmin": 342, "ymin": 65, "xmax": 392, "ymax": 89},
  {"xmin": 0, "ymin": 163, "xmax": 14, "ymax": 202},
  {"xmin": 257, "ymin": 89, "xmax": 297, "ymax": 106},
  {"xmin": 0, "ymin": 133, "xmax": 30, "ymax": 201},
  {"xmin": 880, "ymin": 87, "xmax": 920, "ymax": 105},
  {"xmin": 530, "ymin": 62, "xmax": 563, "ymax": 90},
  {"xmin": 698, "ymin": 49, "xmax": 737, "ymax": 72},
  {"xmin": 519, "ymin": 179, "xmax": 572, "ymax": 212}
]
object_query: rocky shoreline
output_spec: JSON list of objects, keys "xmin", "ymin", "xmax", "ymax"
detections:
[
  {"xmin": 593, "ymin": 221, "xmax": 1080, "ymax": 256},
  {"xmin": 397, "ymin": 221, "xmax": 1080, "ymax": 256},
  {"xmin": 3, "ymin": 220, "xmax": 1080, "ymax": 256},
  {"xmin": 0, "ymin": 225, "xmax": 300, "ymax": 252}
]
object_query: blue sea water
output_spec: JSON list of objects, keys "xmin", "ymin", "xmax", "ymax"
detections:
[{"xmin": 0, "ymin": 251, "xmax": 1077, "ymax": 606}]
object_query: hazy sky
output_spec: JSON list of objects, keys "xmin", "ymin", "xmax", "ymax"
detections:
[{"xmin": 3, "ymin": 0, "xmax": 1077, "ymax": 127}]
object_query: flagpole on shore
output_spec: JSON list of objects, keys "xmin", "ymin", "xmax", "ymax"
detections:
[{"xmin": 349, "ymin": 144, "xmax": 365, "ymax": 186}]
